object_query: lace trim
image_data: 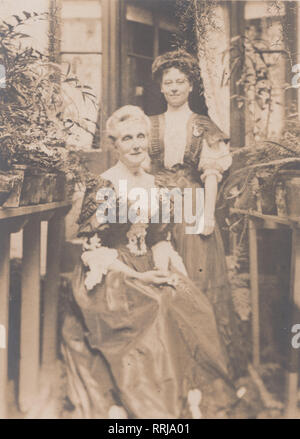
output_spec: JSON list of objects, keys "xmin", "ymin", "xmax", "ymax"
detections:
[{"xmin": 81, "ymin": 245, "xmax": 118, "ymax": 291}]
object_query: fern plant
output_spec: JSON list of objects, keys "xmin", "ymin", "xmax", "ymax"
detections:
[
  {"xmin": 0, "ymin": 10, "xmax": 97, "ymax": 179},
  {"xmin": 221, "ymin": 125, "xmax": 300, "ymax": 216}
]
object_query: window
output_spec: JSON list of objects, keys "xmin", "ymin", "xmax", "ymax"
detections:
[
  {"xmin": 123, "ymin": 1, "xmax": 178, "ymax": 114},
  {"xmin": 244, "ymin": 1, "xmax": 287, "ymax": 142},
  {"xmin": 60, "ymin": 0, "xmax": 102, "ymax": 148}
]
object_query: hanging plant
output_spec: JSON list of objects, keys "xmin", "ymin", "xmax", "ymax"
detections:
[{"xmin": 175, "ymin": 0, "xmax": 219, "ymax": 56}]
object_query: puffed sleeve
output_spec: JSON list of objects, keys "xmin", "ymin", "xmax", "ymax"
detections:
[
  {"xmin": 77, "ymin": 175, "xmax": 116, "ymax": 239},
  {"xmin": 195, "ymin": 116, "xmax": 232, "ymax": 183},
  {"xmin": 198, "ymin": 139, "xmax": 232, "ymax": 183},
  {"xmin": 76, "ymin": 175, "xmax": 119, "ymax": 291},
  {"xmin": 81, "ymin": 245, "xmax": 118, "ymax": 291}
]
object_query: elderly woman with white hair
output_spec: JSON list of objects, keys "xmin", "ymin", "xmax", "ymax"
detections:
[{"xmin": 61, "ymin": 105, "xmax": 252, "ymax": 419}]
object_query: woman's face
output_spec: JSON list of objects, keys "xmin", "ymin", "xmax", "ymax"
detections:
[
  {"xmin": 114, "ymin": 120, "xmax": 148, "ymax": 169},
  {"xmin": 161, "ymin": 67, "xmax": 192, "ymax": 108}
]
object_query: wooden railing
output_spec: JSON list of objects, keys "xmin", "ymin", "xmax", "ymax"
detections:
[
  {"xmin": 0, "ymin": 201, "xmax": 71, "ymax": 419},
  {"xmin": 231, "ymin": 208, "xmax": 300, "ymax": 418}
]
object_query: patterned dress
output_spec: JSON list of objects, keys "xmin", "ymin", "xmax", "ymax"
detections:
[
  {"xmin": 149, "ymin": 112, "xmax": 247, "ymax": 379},
  {"xmin": 61, "ymin": 175, "xmax": 251, "ymax": 419}
]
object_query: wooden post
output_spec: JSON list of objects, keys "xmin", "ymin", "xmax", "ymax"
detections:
[
  {"xmin": 101, "ymin": 0, "xmax": 122, "ymax": 119},
  {"xmin": 229, "ymin": 0, "xmax": 245, "ymax": 148},
  {"xmin": 49, "ymin": 0, "xmax": 61, "ymax": 63},
  {"xmin": 120, "ymin": 0, "xmax": 129, "ymax": 107},
  {"xmin": 41, "ymin": 214, "xmax": 65, "ymax": 366},
  {"xmin": 285, "ymin": 2, "xmax": 298, "ymax": 108},
  {"xmin": 19, "ymin": 218, "xmax": 41, "ymax": 412},
  {"xmin": 284, "ymin": 228, "xmax": 300, "ymax": 418},
  {"xmin": 0, "ymin": 226, "xmax": 10, "ymax": 419},
  {"xmin": 101, "ymin": 0, "xmax": 122, "ymax": 168},
  {"xmin": 248, "ymin": 219, "xmax": 260, "ymax": 367}
]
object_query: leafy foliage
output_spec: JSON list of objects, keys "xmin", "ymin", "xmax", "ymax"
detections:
[
  {"xmin": 221, "ymin": 129, "xmax": 300, "ymax": 214},
  {"xmin": 0, "ymin": 11, "xmax": 97, "ymax": 179},
  {"xmin": 175, "ymin": 0, "xmax": 219, "ymax": 56},
  {"xmin": 227, "ymin": 254, "xmax": 251, "ymax": 322}
]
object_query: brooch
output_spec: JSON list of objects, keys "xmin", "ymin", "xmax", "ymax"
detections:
[
  {"xmin": 192, "ymin": 123, "xmax": 202, "ymax": 138},
  {"xmin": 126, "ymin": 223, "xmax": 148, "ymax": 256}
]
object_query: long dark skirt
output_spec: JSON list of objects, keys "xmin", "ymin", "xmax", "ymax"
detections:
[
  {"xmin": 172, "ymin": 220, "xmax": 247, "ymax": 380},
  {"xmin": 61, "ymin": 247, "xmax": 245, "ymax": 418}
]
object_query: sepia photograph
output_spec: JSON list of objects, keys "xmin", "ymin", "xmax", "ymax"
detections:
[{"xmin": 0, "ymin": 0, "xmax": 300, "ymax": 424}]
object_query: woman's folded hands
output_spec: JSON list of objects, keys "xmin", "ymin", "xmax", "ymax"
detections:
[
  {"xmin": 137, "ymin": 270, "xmax": 181, "ymax": 290},
  {"xmin": 151, "ymin": 240, "xmax": 187, "ymax": 275},
  {"xmin": 137, "ymin": 270, "xmax": 171, "ymax": 285},
  {"xmin": 81, "ymin": 240, "xmax": 188, "ymax": 291}
]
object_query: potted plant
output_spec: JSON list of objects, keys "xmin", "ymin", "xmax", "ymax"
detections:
[
  {"xmin": 220, "ymin": 116, "xmax": 300, "ymax": 218},
  {"xmin": 0, "ymin": 11, "xmax": 98, "ymax": 207}
]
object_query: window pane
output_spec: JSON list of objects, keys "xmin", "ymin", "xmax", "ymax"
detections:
[
  {"xmin": 159, "ymin": 29, "xmax": 177, "ymax": 54},
  {"xmin": 61, "ymin": 54, "xmax": 101, "ymax": 148},
  {"xmin": 127, "ymin": 22, "xmax": 154, "ymax": 57},
  {"xmin": 61, "ymin": 0, "xmax": 101, "ymax": 19},
  {"xmin": 245, "ymin": 1, "xmax": 285, "ymax": 20},
  {"xmin": 244, "ymin": 17, "xmax": 286, "ymax": 142},
  {"xmin": 61, "ymin": 18, "xmax": 102, "ymax": 53},
  {"xmin": 126, "ymin": 4, "xmax": 153, "ymax": 26},
  {"xmin": 127, "ymin": 56, "xmax": 153, "ymax": 107},
  {"xmin": 61, "ymin": 0, "xmax": 102, "ymax": 52}
]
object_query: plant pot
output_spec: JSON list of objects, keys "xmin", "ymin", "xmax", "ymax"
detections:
[
  {"xmin": 65, "ymin": 179, "xmax": 75, "ymax": 201},
  {"xmin": 276, "ymin": 170, "xmax": 300, "ymax": 217},
  {"xmin": 39, "ymin": 173, "xmax": 57, "ymax": 204},
  {"xmin": 53, "ymin": 173, "xmax": 67, "ymax": 202},
  {"xmin": 19, "ymin": 169, "xmax": 45, "ymax": 206},
  {"xmin": 1, "ymin": 167, "xmax": 25, "ymax": 208},
  {"xmin": 0, "ymin": 173, "xmax": 16, "ymax": 206},
  {"xmin": 4, "ymin": 166, "xmax": 70, "ymax": 206},
  {"xmin": 19, "ymin": 168, "xmax": 59, "ymax": 206}
]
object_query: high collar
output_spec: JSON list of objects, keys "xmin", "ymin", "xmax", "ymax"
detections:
[{"xmin": 165, "ymin": 102, "xmax": 192, "ymax": 117}]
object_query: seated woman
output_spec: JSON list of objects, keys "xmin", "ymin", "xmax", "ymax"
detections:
[{"xmin": 61, "ymin": 105, "xmax": 252, "ymax": 419}]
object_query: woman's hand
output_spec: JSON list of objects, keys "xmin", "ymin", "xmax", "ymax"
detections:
[
  {"xmin": 201, "ymin": 173, "xmax": 217, "ymax": 236},
  {"xmin": 201, "ymin": 215, "xmax": 215, "ymax": 236},
  {"xmin": 138, "ymin": 270, "xmax": 170, "ymax": 285},
  {"xmin": 152, "ymin": 240, "xmax": 188, "ymax": 276},
  {"xmin": 109, "ymin": 260, "xmax": 169, "ymax": 285}
]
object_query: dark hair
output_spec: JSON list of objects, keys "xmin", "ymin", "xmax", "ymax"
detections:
[{"xmin": 152, "ymin": 49, "xmax": 200, "ymax": 85}]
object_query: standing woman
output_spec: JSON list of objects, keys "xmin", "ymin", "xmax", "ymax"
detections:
[{"xmin": 148, "ymin": 49, "xmax": 246, "ymax": 379}]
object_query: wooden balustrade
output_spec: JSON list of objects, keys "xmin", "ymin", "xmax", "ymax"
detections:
[
  {"xmin": 0, "ymin": 201, "xmax": 71, "ymax": 419},
  {"xmin": 231, "ymin": 208, "xmax": 300, "ymax": 418}
]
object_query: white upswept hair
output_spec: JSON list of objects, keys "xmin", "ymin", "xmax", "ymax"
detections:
[{"xmin": 106, "ymin": 105, "xmax": 151, "ymax": 141}]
